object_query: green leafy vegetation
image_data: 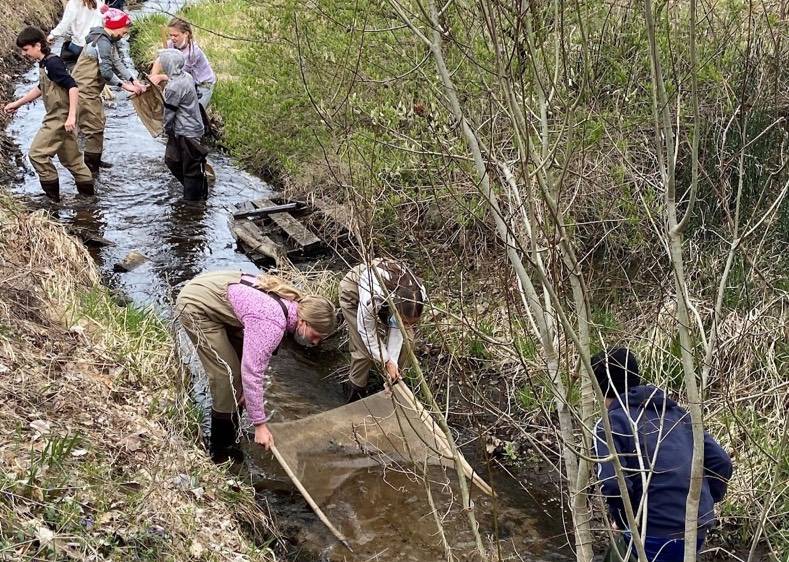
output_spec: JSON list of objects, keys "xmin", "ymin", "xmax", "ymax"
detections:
[{"xmin": 132, "ymin": 0, "xmax": 788, "ymax": 558}]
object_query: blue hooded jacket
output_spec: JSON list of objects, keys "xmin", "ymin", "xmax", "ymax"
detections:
[{"xmin": 594, "ymin": 385, "xmax": 732, "ymax": 539}]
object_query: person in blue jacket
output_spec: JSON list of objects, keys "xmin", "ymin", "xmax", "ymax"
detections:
[{"xmin": 592, "ymin": 348, "xmax": 733, "ymax": 562}]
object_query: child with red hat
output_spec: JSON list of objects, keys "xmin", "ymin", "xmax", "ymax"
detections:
[{"xmin": 71, "ymin": 4, "xmax": 146, "ymax": 175}]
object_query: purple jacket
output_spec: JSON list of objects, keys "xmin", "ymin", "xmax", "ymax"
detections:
[{"xmin": 167, "ymin": 39, "xmax": 216, "ymax": 85}]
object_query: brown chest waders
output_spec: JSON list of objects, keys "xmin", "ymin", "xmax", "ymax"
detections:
[
  {"xmin": 71, "ymin": 51, "xmax": 107, "ymax": 174},
  {"xmin": 176, "ymin": 271, "xmax": 290, "ymax": 463},
  {"xmin": 29, "ymin": 56, "xmax": 94, "ymax": 200},
  {"xmin": 339, "ymin": 262, "xmax": 413, "ymax": 392}
]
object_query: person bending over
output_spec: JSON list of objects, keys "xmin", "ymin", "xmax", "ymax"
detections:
[
  {"xmin": 176, "ymin": 270, "xmax": 336, "ymax": 463},
  {"xmin": 339, "ymin": 258, "xmax": 426, "ymax": 403},
  {"xmin": 593, "ymin": 348, "xmax": 733, "ymax": 562}
]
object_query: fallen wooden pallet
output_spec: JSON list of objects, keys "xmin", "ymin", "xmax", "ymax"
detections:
[
  {"xmin": 253, "ymin": 199, "xmax": 320, "ymax": 249},
  {"xmin": 230, "ymin": 198, "xmax": 324, "ymax": 265}
]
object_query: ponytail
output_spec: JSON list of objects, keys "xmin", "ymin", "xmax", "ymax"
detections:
[
  {"xmin": 254, "ymin": 274, "xmax": 303, "ymax": 301},
  {"xmin": 83, "ymin": 0, "xmax": 98, "ymax": 9},
  {"xmin": 378, "ymin": 260, "xmax": 426, "ymax": 321},
  {"xmin": 254, "ymin": 274, "xmax": 337, "ymax": 335}
]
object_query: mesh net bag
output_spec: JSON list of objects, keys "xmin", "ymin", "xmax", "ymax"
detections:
[
  {"xmin": 130, "ymin": 83, "xmax": 164, "ymax": 138},
  {"xmin": 268, "ymin": 385, "xmax": 492, "ymax": 557}
]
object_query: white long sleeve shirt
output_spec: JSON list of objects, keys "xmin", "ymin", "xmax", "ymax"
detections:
[
  {"xmin": 49, "ymin": 0, "xmax": 105, "ymax": 47},
  {"xmin": 355, "ymin": 263, "xmax": 408, "ymax": 366}
]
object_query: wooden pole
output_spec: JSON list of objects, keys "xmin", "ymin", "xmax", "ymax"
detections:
[
  {"xmin": 393, "ymin": 384, "xmax": 494, "ymax": 496},
  {"xmin": 269, "ymin": 443, "xmax": 353, "ymax": 552}
]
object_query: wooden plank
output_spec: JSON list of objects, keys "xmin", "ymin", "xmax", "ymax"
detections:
[
  {"xmin": 233, "ymin": 202, "xmax": 300, "ymax": 220},
  {"xmin": 231, "ymin": 221, "xmax": 284, "ymax": 264},
  {"xmin": 253, "ymin": 199, "xmax": 320, "ymax": 249}
]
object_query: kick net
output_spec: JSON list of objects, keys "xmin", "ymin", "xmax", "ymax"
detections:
[
  {"xmin": 130, "ymin": 83, "xmax": 164, "ymax": 138},
  {"xmin": 268, "ymin": 384, "xmax": 492, "ymax": 553}
]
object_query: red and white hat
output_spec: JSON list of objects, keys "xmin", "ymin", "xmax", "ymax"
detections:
[{"xmin": 100, "ymin": 5, "xmax": 132, "ymax": 30}]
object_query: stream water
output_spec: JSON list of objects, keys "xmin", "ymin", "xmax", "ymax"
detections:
[{"xmin": 5, "ymin": 2, "xmax": 574, "ymax": 559}]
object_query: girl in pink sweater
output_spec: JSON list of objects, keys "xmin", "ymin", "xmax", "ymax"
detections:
[{"xmin": 176, "ymin": 270, "xmax": 336, "ymax": 462}]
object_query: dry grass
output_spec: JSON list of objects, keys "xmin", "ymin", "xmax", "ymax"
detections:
[
  {"xmin": 0, "ymin": 194, "xmax": 277, "ymax": 561},
  {"xmin": 0, "ymin": 0, "xmax": 61, "ymax": 59}
]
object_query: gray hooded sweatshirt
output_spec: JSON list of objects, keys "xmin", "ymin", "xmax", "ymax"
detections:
[
  {"xmin": 160, "ymin": 49, "xmax": 204, "ymax": 139},
  {"xmin": 83, "ymin": 27, "xmax": 134, "ymax": 87}
]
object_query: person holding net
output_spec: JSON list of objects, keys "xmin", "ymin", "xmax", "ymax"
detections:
[
  {"xmin": 176, "ymin": 270, "xmax": 336, "ymax": 463},
  {"xmin": 339, "ymin": 258, "xmax": 427, "ymax": 403}
]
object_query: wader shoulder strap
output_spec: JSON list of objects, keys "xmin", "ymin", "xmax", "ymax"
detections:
[{"xmin": 237, "ymin": 278, "xmax": 290, "ymax": 322}]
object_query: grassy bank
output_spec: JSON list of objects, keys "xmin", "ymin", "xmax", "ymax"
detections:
[
  {"xmin": 0, "ymin": 195, "xmax": 276, "ymax": 560},
  {"xmin": 132, "ymin": 1, "xmax": 788, "ymax": 559}
]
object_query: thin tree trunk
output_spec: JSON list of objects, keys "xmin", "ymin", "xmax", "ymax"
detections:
[{"xmin": 641, "ymin": 0, "xmax": 705, "ymax": 557}]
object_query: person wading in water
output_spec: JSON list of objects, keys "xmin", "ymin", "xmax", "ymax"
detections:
[
  {"xmin": 71, "ymin": 5, "xmax": 146, "ymax": 175},
  {"xmin": 338, "ymin": 259, "xmax": 426, "ymax": 403},
  {"xmin": 176, "ymin": 271, "xmax": 336, "ymax": 463},
  {"xmin": 3, "ymin": 27, "xmax": 94, "ymax": 200}
]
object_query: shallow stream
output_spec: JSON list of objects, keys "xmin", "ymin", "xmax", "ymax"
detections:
[{"xmin": 6, "ymin": 2, "xmax": 573, "ymax": 558}]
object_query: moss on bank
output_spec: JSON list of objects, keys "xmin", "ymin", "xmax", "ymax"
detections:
[{"xmin": 0, "ymin": 195, "xmax": 276, "ymax": 561}]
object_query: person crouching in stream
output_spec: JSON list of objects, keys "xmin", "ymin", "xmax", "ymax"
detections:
[
  {"xmin": 158, "ymin": 48, "xmax": 210, "ymax": 201},
  {"xmin": 339, "ymin": 259, "xmax": 427, "ymax": 403},
  {"xmin": 71, "ymin": 5, "xmax": 146, "ymax": 175},
  {"xmin": 3, "ymin": 27, "xmax": 94, "ymax": 201},
  {"xmin": 176, "ymin": 271, "xmax": 337, "ymax": 463}
]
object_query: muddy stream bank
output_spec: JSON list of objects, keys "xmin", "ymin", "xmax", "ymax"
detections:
[{"xmin": 4, "ymin": 2, "xmax": 573, "ymax": 558}]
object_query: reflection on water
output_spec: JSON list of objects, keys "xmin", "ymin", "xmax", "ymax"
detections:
[
  {"xmin": 5, "ymin": 6, "xmax": 573, "ymax": 559},
  {"xmin": 8, "ymin": 61, "xmax": 271, "ymax": 308}
]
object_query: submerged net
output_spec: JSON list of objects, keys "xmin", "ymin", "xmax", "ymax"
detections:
[
  {"xmin": 130, "ymin": 84, "xmax": 164, "ymax": 138},
  {"xmin": 268, "ymin": 385, "xmax": 491, "ymax": 552}
]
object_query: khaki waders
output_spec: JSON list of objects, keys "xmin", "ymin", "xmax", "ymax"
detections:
[
  {"xmin": 29, "ymin": 56, "xmax": 93, "ymax": 199},
  {"xmin": 175, "ymin": 270, "xmax": 249, "ymax": 415},
  {"xmin": 339, "ymin": 264, "xmax": 413, "ymax": 389},
  {"xmin": 71, "ymin": 51, "xmax": 106, "ymax": 166}
]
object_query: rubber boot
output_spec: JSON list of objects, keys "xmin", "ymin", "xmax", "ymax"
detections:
[
  {"xmin": 40, "ymin": 178, "xmax": 60, "ymax": 201},
  {"xmin": 343, "ymin": 380, "xmax": 369, "ymax": 404},
  {"xmin": 209, "ymin": 410, "xmax": 244, "ymax": 464},
  {"xmin": 183, "ymin": 175, "xmax": 208, "ymax": 201},
  {"xmin": 83, "ymin": 152, "xmax": 100, "ymax": 177},
  {"xmin": 84, "ymin": 153, "xmax": 112, "ymax": 176},
  {"xmin": 75, "ymin": 180, "xmax": 95, "ymax": 196}
]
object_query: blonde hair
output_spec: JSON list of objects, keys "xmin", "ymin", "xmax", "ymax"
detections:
[{"xmin": 255, "ymin": 274, "xmax": 337, "ymax": 335}]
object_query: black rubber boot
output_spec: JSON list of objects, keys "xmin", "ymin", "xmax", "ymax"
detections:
[
  {"xmin": 343, "ymin": 381, "xmax": 369, "ymax": 404},
  {"xmin": 75, "ymin": 180, "xmax": 95, "ymax": 196},
  {"xmin": 183, "ymin": 175, "xmax": 208, "ymax": 201},
  {"xmin": 84, "ymin": 153, "xmax": 112, "ymax": 176},
  {"xmin": 209, "ymin": 410, "xmax": 244, "ymax": 464},
  {"xmin": 40, "ymin": 179, "xmax": 60, "ymax": 201},
  {"xmin": 83, "ymin": 152, "xmax": 100, "ymax": 177}
]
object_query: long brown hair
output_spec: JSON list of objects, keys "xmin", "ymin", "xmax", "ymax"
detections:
[
  {"xmin": 83, "ymin": 0, "xmax": 98, "ymax": 9},
  {"xmin": 377, "ymin": 260, "xmax": 426, "ymax": 322},
  {"xmin": 254, "ymin": 274, "xmax": 337, "ymax": 335}
]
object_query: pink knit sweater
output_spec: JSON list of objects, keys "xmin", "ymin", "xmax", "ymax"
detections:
[{"xmin": 226, "ymin": 278, "xmax": 298, "ymax": 424}]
